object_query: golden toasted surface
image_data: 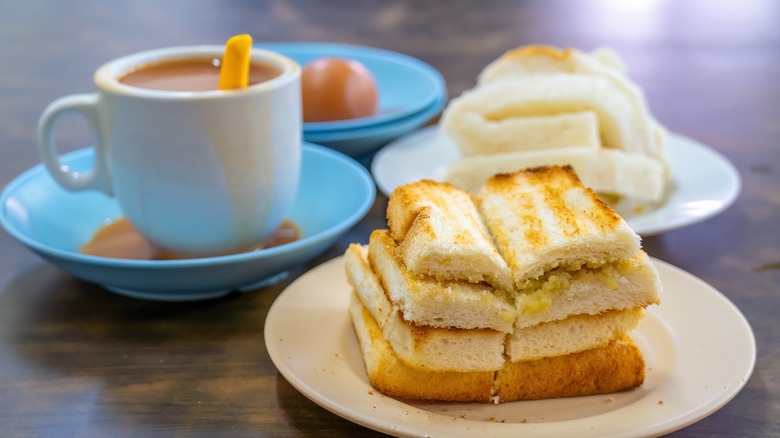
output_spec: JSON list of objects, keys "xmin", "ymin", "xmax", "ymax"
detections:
[
  {"xmin": 478, "ymin": 165, "xmax": 640, "ymax": 286},
  {"xmin": 389, "ymin": 179, "xmax": 515, "ymax": 290},
  {"xmin": 484, "ymin": 165, "xmax": 622, "ymax": 240},
  {"xmin": 496, "ymin": 337, "xmax": 645, "ymax": 401},
  {"xmin": 348, "ymin": 243, "xmax": 507, "ymax": 372},
  {"xmin": 386, "ymin": 167, "xmax": 642, "ymax": 291},
  {"xmin": 344, "ymin": 243, "xmax": 393, "ymax": 328},
  {"xmin": 367, "ymin": 229, "xmax": 517, "ymax": 332},
  {"xmin": 347, "ymin": 164, "xmax": 655, "ymax": 401},
  {"xmin": 503, "ymin": 45, "xmax": 575, "ymax": 61},
  {"xmin": 387, "ymin": 179, "xmax": 472, "ymax": 242},
  {"xmin": 350, "ymin": 295, "xmax": 645, "ymax": 402},
  {"xmin": 349, "ymin": 294, "xmax": 495, "ymax": 402}
]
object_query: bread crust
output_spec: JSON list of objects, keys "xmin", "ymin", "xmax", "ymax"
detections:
[
  {"xmin": 350, "ymin": 295, "xmax": 645, "ymax": 403},
  {"xmin": 496, "ymin": 337, "xmax": 645, "ymax": 401},
  {"xmin": 349, "ymin": 293, "xmax": 496, "ymax": 402},
  {"xmin": 348, "ymin": 243, "xmax": 651, "ymax": 369},
  {"xmin": 368, "ymin": 229, "xmax": 517, "ymax": 333},
  {"xmin": 387, "ymin": 180, "xmax": 514, "ymax": 291},
  {"xmin": 444, "ymin": 146, "xmax": 666, "ymax": 201}
]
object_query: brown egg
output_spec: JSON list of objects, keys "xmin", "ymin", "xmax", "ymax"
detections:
[{"xmin": 301, "ymin": 58, "xmax": 378, "ymax": 122}]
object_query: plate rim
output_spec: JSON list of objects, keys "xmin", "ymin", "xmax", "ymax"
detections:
[
  {"xmin": 0, "ymin": 143, "xmax": 376, "ymax": 269},
  {"xmin": 264, "ymin": 255, "xmax": 756, "ymax": 438},
  {"xmin": 258, "ymin": 41, "xmax": 446, "ymax": 131},
  {"xmin": 371, "ymin": 125, "xmax": 741, "ymax": 236}
]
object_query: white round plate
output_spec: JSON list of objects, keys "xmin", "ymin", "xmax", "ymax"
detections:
[
  {"xmin": 371, "ymin": 126, "xmax": 741, "ymax": 236},
  {"xmin": 265, "ymin": 256, "xmax": 755, "ymax": 438}
]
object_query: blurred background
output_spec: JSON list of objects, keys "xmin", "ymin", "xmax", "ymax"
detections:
[{"xmin": 0, "ymin": 1, "xmax": 778, "ymax": 436}]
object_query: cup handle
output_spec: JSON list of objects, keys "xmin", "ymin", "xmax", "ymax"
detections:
[{"xmin": 37, "ymin": 94, "xmax": 113, "ymax": 195}]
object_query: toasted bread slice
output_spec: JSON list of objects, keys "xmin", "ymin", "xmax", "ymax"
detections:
[
  {"xmin": 381, "ymin": 308, "xmax": 506, "ymax": 372},
  {"xmin": 496, "ymin": 336, "xmax": 645, "ymax": 401},
  {"xmin": 514, "ymin": 250, "xmax": 661, "ymax": 328},
  {"xmin": 349, "ymin": 294, "xmax": 496, "ymax": 402},
  {"xmin": 347, "ymin": 243, "xmax": 648, "ymax": 368},
  {"xmin": 508, "ymin": 308, "xmax": 643, "ymax": 361},
  {"xmin": 386, "ymin": 180, "xmax": 513, "ymax": 291},
  {"xmin": 443, "ymin": 110, "xmax": 601, "ymax": 156},
  {"xmin": 442, "ymin": 74, "xmax": 654, "ymax": 157},
  {"xmin": 345, "ymin": 244, "xmax": 393, "ymax": 328},
  {"xmin": 346, "ymin": 244, "xmax": 506, "ymax": 372},
  {"xmin": 477, "ymin": 166, "xmax": 641, "ymax": 287},
  {"xmin": 368, "ymin": 230, "xmax": 516, "ymax": 332},
  {"xmin": 444, "ymin": 146, "xmax": 666, "ymax": 202},
  {"xmin": 347, "ymin": 243, "xmax": 646, "ymax": 370},
  {"xmin": 350, "ymin": 295, "xmax": 645, "ymax": 402}
]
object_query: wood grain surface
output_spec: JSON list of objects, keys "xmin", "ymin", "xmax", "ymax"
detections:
[{"xmin": 0, "ymin": 0, "xmax": 778, "ymax": 436}]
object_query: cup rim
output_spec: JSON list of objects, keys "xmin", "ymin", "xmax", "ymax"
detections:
[{"xmin": 94, "ymin": 45, "xmax": 300, "ymax": 99}]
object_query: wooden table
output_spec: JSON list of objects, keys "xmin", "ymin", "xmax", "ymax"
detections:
[{"xmin": 1, "ymin": 1, "xmax": 777, "ymax": 436}]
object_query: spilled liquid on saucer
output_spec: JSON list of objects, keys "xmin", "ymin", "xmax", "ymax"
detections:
[{"xmin": 81, "ymin": 218, "xmax": 300, "ymax": 260}]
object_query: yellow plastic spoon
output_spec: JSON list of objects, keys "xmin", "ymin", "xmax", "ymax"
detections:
[{"xmin": 218, "ymin": 34, "xmax": 253, "ymax": 90}]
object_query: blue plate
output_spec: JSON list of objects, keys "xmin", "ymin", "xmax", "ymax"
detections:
[
  {"xmin": 0, "ymin": 143, "xmax": 375, "ymax": 301},
  {"xmin": 257, "ymin": 42, "xmax": 446, "ymax": 132},
  {"xmin": 303, "ymin": 93, "xmax": 446, "ymax": 158}
]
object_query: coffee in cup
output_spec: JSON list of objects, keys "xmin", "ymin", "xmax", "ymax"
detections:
[
  {"xmin": 118, "ymin": 57, "xmax": 282, "ymax": 91},
  {"xmin": 37, "ymin": 46, "xmax": 302, "ymax": 257}
]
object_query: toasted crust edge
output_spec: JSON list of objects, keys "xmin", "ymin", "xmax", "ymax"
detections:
[
  {"xmin": 496, "ymin": 336, "xmax": 645, "ymax": 401},
  {"xmin": 349, "ymin": 292, "xmax": 495, "ymax": 402},
  {"xmin": 350, "ymin": 293, "xmax": 645, "ymax": 403}
]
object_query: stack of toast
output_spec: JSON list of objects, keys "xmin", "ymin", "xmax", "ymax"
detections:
[
  {"xmin": 440, "ymin": 45, "xmax": 668, "ymax": 207},
  {"xmin": 346, "ymin": 166, "xmax": 661, "ymax": 402}
]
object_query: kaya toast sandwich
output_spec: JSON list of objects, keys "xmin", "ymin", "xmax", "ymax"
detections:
[{"xmin": 346, "ymin": 166, "xmax": 660, "ymax": 402}]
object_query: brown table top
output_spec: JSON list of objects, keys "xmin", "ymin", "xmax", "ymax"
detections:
[{"xmin": 1, "ymin": 1, "xmax": 778, "ymax": 436}]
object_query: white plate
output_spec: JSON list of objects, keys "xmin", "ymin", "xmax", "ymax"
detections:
[
  {"xmin": 265, "ymin": 256, "xmax": 755, "ymax": 438},
  {"xmin": 371, "ymin": 126, "xmax": 741, "ymax": 236}
]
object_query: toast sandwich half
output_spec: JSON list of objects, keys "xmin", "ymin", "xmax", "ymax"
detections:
[{"xmin": 346, "ymin": 165, "xmax": 660, "ymax": 402}]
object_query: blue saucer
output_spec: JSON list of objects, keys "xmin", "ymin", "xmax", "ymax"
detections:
[
  {"xmin": 0, "ymin": 143, "xmax": 375, "ymax": 301},
  {"xmin": 257, "ymin": 42, "xmax": 446, "ymax": 132}
]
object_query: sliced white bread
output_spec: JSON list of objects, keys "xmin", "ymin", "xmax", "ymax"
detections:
[
  {"xmin": 442, "ymin": 74, "xmax": 654, "ymax": 157},
  {"xmin": 386, "ymin": 180, "xmax": 513, "ymax": 291},
  {"xmin": 444, "ymin": 146, "xmax": 666, "ymax": 201},
  {"xmin": 476, "ymin": 45, "xmax": 664, "ymax": 161},
  {"xmin": 441, "ymin": 110, "xmax": 601, "ymax": 156},
  {"xmin": 478, "ymin": 46, "xmax": 628, "ymax": 85}
]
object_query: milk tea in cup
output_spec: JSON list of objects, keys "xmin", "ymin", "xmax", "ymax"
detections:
[{"xmin": 37, "ymin": 44, "xmax": 302, "ymax": 258}]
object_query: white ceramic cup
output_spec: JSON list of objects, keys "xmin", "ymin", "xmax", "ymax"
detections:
[{"xmin": 37, "ymin": 46, "xmax": 302, "ymax": 257}]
